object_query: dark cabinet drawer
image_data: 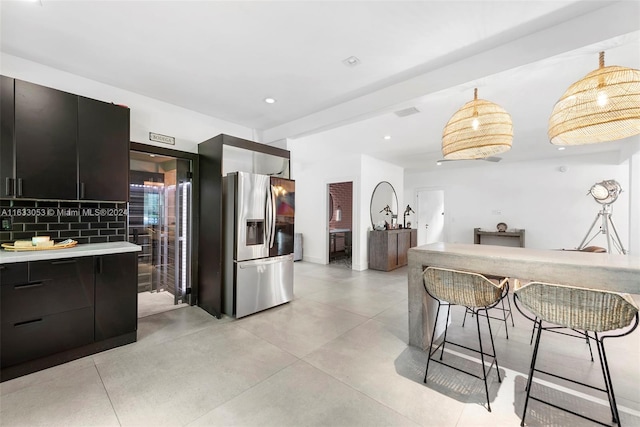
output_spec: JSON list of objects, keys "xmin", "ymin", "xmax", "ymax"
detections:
[
  {"xmin": 1, "ymin": 307, "xmax": 94, "ymax": 368},
  {"xmin": 1, "ymin": 258, "xmax": 94, "ymax": 323},
  {"xmin": 0, "ymin": 263, "xmax": 28, "ymax": 286},
  {"xmin": 30, "ymin": 257, "xmax": 93, "ymax": 281}
]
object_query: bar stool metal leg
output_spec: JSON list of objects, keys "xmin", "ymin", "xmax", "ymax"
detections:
[
  {"xmin": 440, "ymin": 305, "xmax": 451, "ymax": 360},
  {"xmin": 505, "ymin": 292, "xmax": 515, "ymax": 327},
  {"xmin": 424, "ymin": 300, "xmax": 443, "ymax": 384},
  {"xmin": 475, "ymin": 308, "xmax": 492, "ymax": 412},
  {"xmin": 521, "ymin": 319, "xmax": 543, "ymax": 426},
  {"xmin": 484, "ymin": 307, "xmax": 501, "ymax": 383},
  {"xmin": 598, "ymin": 334, "xmax": 622, "ymax": 425}
]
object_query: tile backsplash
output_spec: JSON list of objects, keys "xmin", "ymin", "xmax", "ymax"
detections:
[{"xmin": 0, "ymin": 199, "xmax": 127, "ymax": 245}]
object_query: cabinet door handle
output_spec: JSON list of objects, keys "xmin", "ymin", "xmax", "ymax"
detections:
[
  {"xmin": 16, "ymin": 178, "xmax": 23, "ymax": 197},
  {"xmin": 14, "ymin": 318, "xmax": 43, "ymax": 328},
  {"xmin": 96, "ymin": 257, "xmax": 103, "ymax": 274},
  {"xmin": 51, "ymin": 259, "xmax": 77, "ymax": 265},
  {"xmin": 14, "ymin": 282, "xmax": 44, "ymax": 290},
  {"xmin": 4, "ymin": 177, "xmax": 13, "ymax": 196},
  {"xmin": 80, "ymin": 182, "xmax": 85, "ymax": 199}
]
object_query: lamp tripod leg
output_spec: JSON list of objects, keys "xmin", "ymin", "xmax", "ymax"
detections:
[
  {"xmin": 602, "ymin": 213, "xmax": 613, "ymax": 254},
  {"xmin": 578, "ymin": 212, "xmax": 602, "ymax": 250},
  {"xmin": 606, "ymin": 214, "xmax": 627, "ymax": 255}
]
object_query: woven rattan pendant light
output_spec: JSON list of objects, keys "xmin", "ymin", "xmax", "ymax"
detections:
[
  {"xmin": 442, "ymin": 88, "xmax": 513, "ymax": 159},
  {"xmin": 548, "ymin": 51, "xmax": 640, "ymax": 145}
]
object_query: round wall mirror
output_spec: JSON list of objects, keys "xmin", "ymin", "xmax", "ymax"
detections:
[{"xmin": 370, "ymin": 181, "xmax": 398, "ymax": 229}]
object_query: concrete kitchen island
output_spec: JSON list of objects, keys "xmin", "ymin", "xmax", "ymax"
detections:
[{"xmin": 408, "ymin": 242, "xmax": 640, "ymax": 350}]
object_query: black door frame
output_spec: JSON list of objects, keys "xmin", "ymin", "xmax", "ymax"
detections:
[{"xmin": 130, "ymin": 142, "xmax": 199, "ymax": 306}]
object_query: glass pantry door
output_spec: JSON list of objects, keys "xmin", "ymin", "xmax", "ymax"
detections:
[{"xmin": 129, "ymin": 151, "xmax": 193, "ymax": 314}]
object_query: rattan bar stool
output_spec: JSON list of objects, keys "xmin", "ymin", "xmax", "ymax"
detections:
[
  {"xmin": 462, "ymin": 275, "xmax": 514, "ymax": 338},
  {"xmin": 422, "ymin": 267, "xmax": 508, "ymax": 412},
  {"xmin": 514, "ymin": 282, "xmax": 639, "ymax": 427}
]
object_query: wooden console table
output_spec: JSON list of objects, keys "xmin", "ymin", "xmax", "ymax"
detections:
[
  {"xmin": 474, "ymin": 228, "xmax": 525, "ymax": 247},
  {"xmin": 369, "ymin": 229, "xmax": 417, "ymax": 271}
]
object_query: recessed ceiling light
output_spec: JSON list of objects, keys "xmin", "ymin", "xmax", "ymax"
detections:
[
  {"xmin": 436, "ymin": 161, "xmax": 442, "ymax": 166},
  {"xmin": 149, "ymin": 154, "xmax": 156, "ymax": 157},
  {"xmin": 557, "ymin": 147, "xmax": 566, "ymax": 151},
  {"xmin": 383, "ymin": 135, "xmax": 391, "ymax": 140},
  {"xmin": 342, "ymin": 56, "xmax": 361, "ymax": 67},
  {"xmin": 264, "ymin": 97, "xmax": 276, "ymax": 104}
]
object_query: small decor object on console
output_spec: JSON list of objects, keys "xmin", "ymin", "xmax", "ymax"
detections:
[{"xmin": 496, "ymin": 222, "xmax": 508, "ymax": 232}]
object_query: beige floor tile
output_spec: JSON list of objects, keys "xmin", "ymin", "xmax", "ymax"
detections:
[
  {"xmin": 236, "ymin": 298, "xmax": 368, "ymax": 358},
  {"xmin": 0, "ymin": 365, "xmax": 119, "ymax": 427},
  {"xmin": 304, "ymin": 320, "xmax": 467, "ymax": 426},
  {"xmin": 188, "ymin": 360, "xmax": 419, "ymax": 427},
  {"xmin": 95, "ymin": 323, "xmax": 297, "ymax": 426}
]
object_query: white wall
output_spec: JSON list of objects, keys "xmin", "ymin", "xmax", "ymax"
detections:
[
  {"xmin": 288, "ymin": 127, "xmax": 405, "ymax": 270},
  {"xmin": 289, "ymin": 149, "xmax": 361, "ymax": 267},
  {"xmin": 1, "ymin": 53, "xmax": 254, "ymax": 153},
  {"xmin": 628, "ymin": 145, "xmax": 640, "ymax": 255},
  {"xmin": 405, "ymin": 151, "xmax": 631, "ymax": 252}
]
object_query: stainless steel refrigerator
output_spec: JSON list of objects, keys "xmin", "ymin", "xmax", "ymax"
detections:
[{"xmin": 223, "ymin": 171, "xmax": 295, "ymax": 318}]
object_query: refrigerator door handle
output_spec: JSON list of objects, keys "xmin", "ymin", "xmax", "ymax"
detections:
[
  {"xmin": 269, "ymin": 184, "xmax": 276, "ymax": 248},
  {"xmin": 265, "ymin": 185, "xmax": 272, "ymax": 248}
]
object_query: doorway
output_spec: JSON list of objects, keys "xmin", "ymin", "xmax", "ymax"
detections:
[
  {"xmin": 417, "ymin": 189, "xmax": 445, "ymax": 246},
  {"xmin": 129, "ymin": 149, "xmax": 193, "ymax": 318},
  {"xmin": 328, "ymin": 181, "xmax": 353, "ymax": 267}
]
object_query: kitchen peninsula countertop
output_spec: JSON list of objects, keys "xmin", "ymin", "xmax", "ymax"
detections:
[
  {"xmin": 407, "ymin": 242, "xmax": 640, "ymax": 350},
  {"xmin": 0, "ymin": 241, "xmax": 141, "ymax": 264}
]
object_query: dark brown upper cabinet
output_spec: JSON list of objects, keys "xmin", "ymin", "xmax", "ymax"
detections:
[
  {"xmin": 1, "ymin": 76, "xmax": 15, "ymax": 197},
  {"xmin": 1, "ymin": 77, "xmax": 130, "ymax": 202},
  {"xmin": 78, "ymin": 97, "xmax": 129, "ymax": 201},
  {"xmin": 14, "ymin": 79, "xmax": 78, "ymax": 200}
]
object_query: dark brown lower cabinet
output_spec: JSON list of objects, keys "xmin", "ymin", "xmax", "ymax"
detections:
[
  {"xmin": 95, "ymin": 253, "xmax": 137, "ymax": 341},
  {"xmin": 0, "ymin": 252, "xmax": 138, "ymax": 381},
  {"xmin": 368, "ymin": 229, "xmax": 418, "ymax": 271}
]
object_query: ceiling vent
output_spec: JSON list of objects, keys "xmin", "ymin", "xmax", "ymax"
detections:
[{"xmin": 394, "ymin": 107, "xmax": 420, "ymax": 117}]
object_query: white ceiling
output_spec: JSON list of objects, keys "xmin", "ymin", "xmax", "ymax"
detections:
[{"xmin": 1, "ymin": 1, "xmax": 639, "ymax": 171}]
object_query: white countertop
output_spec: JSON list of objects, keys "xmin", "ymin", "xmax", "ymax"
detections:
[{"xmin": 0, "ymin": 242, "xmax": 141, "ymax": 264}]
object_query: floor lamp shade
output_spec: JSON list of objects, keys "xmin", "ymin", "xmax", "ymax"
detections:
[
  {"xmin": 442, "ymin": 88, "xmax": 513, "ymax": 159},
  {"xmin": 548, "ymin": 52, "xmax": 640, "ymax": 145}
]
